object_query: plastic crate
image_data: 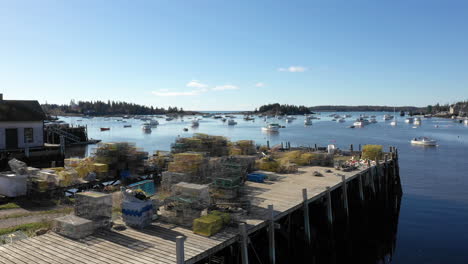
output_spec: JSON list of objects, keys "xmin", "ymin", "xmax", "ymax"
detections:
[
  {"xmin": 247, "ymin": 173, "xmax": 267, "ymax": 183},
  {"xmin": 128, "ymin": 180, "xmax": 156, "ymax": 196}
]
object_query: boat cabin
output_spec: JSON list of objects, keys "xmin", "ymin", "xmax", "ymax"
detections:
[{"xmin": 0, "ymin": 94, "xmax": 46, "ymax": 150}]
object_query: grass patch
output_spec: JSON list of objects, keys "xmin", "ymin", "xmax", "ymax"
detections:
[
  {"xmin": 0, "ymin": 203, "xmax": 20, "ymax": 211},
  {"xmin": 0, "ymin": 207, "xmax": 73, "ymax": 220},
  {"xmin": 0, "ymin": 221, "xmax": 52, "ymax": 237}
]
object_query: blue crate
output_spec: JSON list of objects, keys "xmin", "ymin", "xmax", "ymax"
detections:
[
  {"xmin": 128, "ymin": 180, "xmax": 156, "ymax": 196},
  {"xmin": 247, "ymin": 173, "xmax": 267, "ymax": 183}
]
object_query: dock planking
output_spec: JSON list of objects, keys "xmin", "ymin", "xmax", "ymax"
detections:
[{"xmin": 0, "ymin": 164, "xmax": 376, "ymax": 264}]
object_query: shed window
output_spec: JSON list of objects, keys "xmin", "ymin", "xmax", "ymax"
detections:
[{"xmin": 24, "ymin": 128, "xmax": 34, "ymax": 143}]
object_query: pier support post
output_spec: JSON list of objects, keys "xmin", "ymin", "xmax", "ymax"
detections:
[
  {"xmin": 358, "ymin": 173, "xmax": 364, "ymax": 201},
  {"xmin": 368, "ymin": 163, "xmax": 376, "ymax": 195},
  {"xmin": 176, "ymin": 236, "xmax": 185, "ymax": 264},
  {"xmin": 267, "ymin": 140, "xmax": 270, "ymax": 150},
  {"xmin": 302, "ymin": 189, "xmax": 311, "ymax": 245},
  {"xmin": 268, "ymin": 205, "xmax": 276, "ymax": 264},
  {"xmin": 341, "ymin": 175, "xmax": 349, "ymax": 218},
  {"xmin": 326, "ymin": 187, "xmax": 333, "ymax": 225},
  {"xmin": 239, "ymin": 223, "xmax": 249, "ymax": 264}
]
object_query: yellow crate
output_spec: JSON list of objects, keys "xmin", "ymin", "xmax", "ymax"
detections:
[
  {"xmin": 209, "ymin": 211, "xmax": 230, "ymax": 225},
  {"xmin": 193, "ymin": 215, "xmax": 223, "ymax": 237},
  {"xmin": 93, "ymin": 163, "xmax": 109, "ymax": 173}
]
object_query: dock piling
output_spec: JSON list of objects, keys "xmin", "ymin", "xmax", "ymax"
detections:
[
  {"xmin": 341, "ymin": 175, "xmax": 349, "ymax": 218},
  {"xmin": 268, "ymin": 204, "xmax": 276, "ymax": 264},
  {"xmin": 326, "ymin": 187, "xmax": 333, "ymax": 225},
  {"xmin": 176, "ymin": 236, "xmax": 185, "ymax": 264},
  {"xmin": 358, "ymin": 173, "xmax": 364, "ymax": 201},
  {"xmin": 302, "ymin": 189, "xmax": 311, "ymax": 244},
  {"xmin": 239, "ymin": 223, "xmax": 249, "ymax": 264}
]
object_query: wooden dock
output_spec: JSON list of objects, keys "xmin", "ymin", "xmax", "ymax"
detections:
[{"xmin": 0, "ymin": 156, "xmax": 400, "ymax": 264}]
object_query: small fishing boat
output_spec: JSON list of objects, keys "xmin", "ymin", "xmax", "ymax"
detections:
[
  {"xmin": 411, "ymin": 137, "xmax": 437, "ymax": 146},
  {"xmin": 141, "ymin": 123, "xmax": 152, "ymax": 131},
  {"xmin": 353, "ymin": 118, "xmax": 369, "ymax": 127},
  {"xmin": 390, "ymin": 108, "xmax": 398, "ymax": 126},
  {"xmin": 221, "ymin": 118, "xmax": 227, "ymax": 122},
  {"xmin": 414, "ymin": 117, "xmax": 422, "ymax": 125},
  {"xmin": 213, "ymin": 115, "xmax": 223, "ymax": 119},
  {"xmin": 337, "ymin": 118, "xmax": 346, "ymax": 123},
  {"xmin": 228, "ymin": 119, "xmax": 237, "ymax": 126},
  {"xmin": 304, "ymin": 119, "xmax": 312, "ymax": 125},
  {"xmin": 405, "ymin": 117, "xmax": 414, "ymax": 123},
  {"xmin": 383, "ymin": 115, "xmax": 393, "ymax": 121},
  {"xmin": 149, "ymin": 120, "xmax": 159, "ymax": 126},
  {"xmin": 165, "ymin": 117, "xmax": 174, "ymax": 121},
  {"xmin": 262, "ymin": 123, "xmax": 280, "ymax": 132},
  {"xmin": 183, "ymin": 128, "xmax": 189, "ymax": 132},
  {"xmin": 191, "ymin": 119, "xmax": 199, "ymax": 127},
  {"xmin": 100, "ymin": 127, "xmax": 110, "ymax": 131},
  {"xmin": 370, "ymin": 117, "xmax": 377, "ymax": 123},
  {"xmin": 123, "ymin": 125, "xmax": 132, "ymax": 128},
  {"xmin": 464, "ymin": 119, "xmax": 468, "ymax": 125}
]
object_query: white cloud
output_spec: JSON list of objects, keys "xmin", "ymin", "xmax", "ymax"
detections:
[
  {"xmin": 186, "ymin": 80, "xmax": 208, "ymax": 88},
  {"xmin": 212, "ymin": 84, "xmax": 239, "ymax": 91},
  {"xmin": 255, "ymin": 82, "xmax": 265, "ymax": 87},
  {"xmin": 278, "ymin": 66, "xmax": 307, "ymax": 72},
  {"xmin": 152, "ymin": 90, "xmax": 202, "ymax": 97}
]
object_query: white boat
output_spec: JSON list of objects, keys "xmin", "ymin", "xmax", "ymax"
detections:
[
  {"xmin": 191, "ymin": 119, "xmax": 199, "ymax": 127},
  {"xmin": 141, "ymin": 123, "xmax": 152, "ymax": 131},
  {"xmin": 228, "ymin": 119, "xmax": 237, "ymax": 126},
  {"xmin": 464, "ymin": 119, "xmax": 468, "ymax": 125},
  {"xmin": 414, "ymin": 117, "xmax": 422, "ymax": 125},
  {"xmin": 262, "ymin": 123, "xmax": 280, "ymax": 132},
  {"xmin": 390, "ymin": 108, "xmax": 398, "ymax": 126},
  {"xmin": 383, "ymin": 115, "xmax": 393, "ymax": 121},
  {"xmin": 405, "ymin": 117, "xmax": 414, "ymax": 123},
  {"xmin": 149, "ymin": 120, "xmax": 159, "ymax": 126},
  {"xmin": 304, "ymin": 119, "xmax": 312, "ymax": 125},
  {"xmin": 411, "ymin": 137, "xmax": 437, "ymax": 146},
  {"xmin": 337, "ymin": 118, "xmax": 345, "ymax": 123},
  {"xmin": 370, "ymin": 117, "xmax": 377, "ymax": 123},
  {"xmin": 353, "ymin": 118, "xmax": 370, "ymax": 127}
]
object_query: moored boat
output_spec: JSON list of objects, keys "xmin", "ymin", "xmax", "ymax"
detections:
[
  {"xmin": 100, "ymin": 127, "xmax": 110, "ymax": 131},
  {"xmin": 228, "ymin": 119, "xmax": 237, "ymax": 126},
  {"xmin": 411, "ymin": 137, "xmax": 437, "ymax": 146},
  {"xmin": 405, "ymin": 117, "xmax": 414, "ymax": 123},
  {"xmin": 262, "ymin": 123, "xmax": 280, "ymax": 132}
]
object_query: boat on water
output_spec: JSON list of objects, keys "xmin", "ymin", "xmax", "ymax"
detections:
[
  {"xmin": 213, "ymin": 115, "xmax": 223, "ymax": 119},
  {"xmin": 344, "ymin": 114, "xmax": 352, "ymax": 118},
  {"xmin": 221, "ymin": 118, "xmax": 227, "ymax": 122},
  {"xmin": 390, "ymin": 108, "xmax": 398, "ymax": 126},
  {"xmin": 304, "ymin": 119, "xmax": 312, "ymax": 125},
  {"xmin": 149, "ymin": 120, "xmax": 159, "ymax": 126},
  {"xmin": 390, "ymin": 120, "xmax": 397, "ymax": 126},
  {"xmin": 414, "ymin": 117, "xmax": 422, "ymax": 125},
  {"xmin": 464, "ymin": 119, "xmax": 468, "ymax": 125},
  {"xmin": 353, "ymin": 118, "xmax": 370, "ymax": 127},
  {"xmin": 202, "ymin": 114, "xmax": 212, "ymax": 118},
  {"xmin": 383, "ymin": 114, "xmax": 393, "ymax": 121},
  {"xmin": 191, "ymin": 119, "xmax": 199, "ymax": 127},
  {"xmin": 141, "ymin": 123, "xmax": 152, "ymax": 131},
  {"xmin": 262, "ymin": 123, "xmax": 280, "ymax": 132},
  {"xmin": 411, "ymin": 137, "xmax": 437, "ymax": 146},
  {"xmin": 337, "ymin": 118, "xmax": 346, "ymax": 123},
  {"xmin": 405, "ymin": 117, "xmax": 414, "ymax": 123},
  {"xmin": 165, "ymin": 117, "xmax": 174, "ymax": 121},
  {"xmin": 123, "ymin": 125, "xmax": 132, "ymax": 128},
  {"xmin": 244, "ymin": 116, "xmax": 255, "ymax": 121},
  {"xmin": 228, "ymin": 119, "xmax": 237, "ymax": 126},
  {"xmin": 100, "ymin": 127, "xmax": 110, "ymax": 131},
  {"xmin": 370, "ymin": 117, "xmax": 377, "ymax": 123}
]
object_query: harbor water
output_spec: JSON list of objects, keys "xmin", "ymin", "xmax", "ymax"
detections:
[{"xmin": 60, "ymin": 113, "xmax": 468, "ymax": 264}]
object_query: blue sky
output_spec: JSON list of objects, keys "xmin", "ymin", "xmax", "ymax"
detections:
[{"xmin": 1, "ymin": 0, "xmax": 467, "ymax": 110}]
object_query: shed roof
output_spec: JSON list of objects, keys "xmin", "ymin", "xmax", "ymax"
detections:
[{"xmin": 0, "ymin": 100, "xmax": 46, "ymax": 122}]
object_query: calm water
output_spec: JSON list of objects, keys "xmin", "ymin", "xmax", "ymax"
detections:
[{"xmin": 61, "ymin": 113, "xmax": 468, "ymax": 263}]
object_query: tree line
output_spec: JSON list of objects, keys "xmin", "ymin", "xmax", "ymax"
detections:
[
  {"xmin": 42, "ymin": 100, "xmax": 185, "ymax": 116},
  {"xmin": 254, "ymin": 103, "xmax": 312, "ymax": 115}
]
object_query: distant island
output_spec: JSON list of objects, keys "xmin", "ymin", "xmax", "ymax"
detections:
[
  {"xmin": 253, "ymin": 103, "xmax": 312, "ymax": 115},
  {"xmin": 42, "ymin": 100, "xmax": 195, "ymax": 117}
]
